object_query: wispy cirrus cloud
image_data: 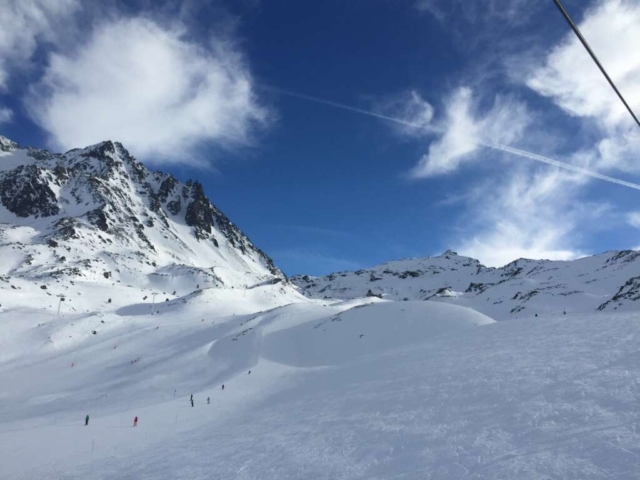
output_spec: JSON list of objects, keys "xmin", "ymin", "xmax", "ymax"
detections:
[
  {"xmin": 526, "ymin": 0, "xmax": 640, "ymax": 178},
  {"xmin": 0, "ymin": 0, "xmax": 80, "ymax": 91},
  {"xmin": 627, "ymin": 212, "xmax": 640, "ymax": 229},
  {"xmin": 390, "ymin": 0, "xmax": 640, "ymax": 267},
  {"xmin": 407, "ymin": 87, "xmax": 531, "ymax": 178},
  {"xmin": 454, "ymin": 168, "xmax": 607, "ymax": 267},
  {"xmin": 527, "ymin": 0, "xmax": 640, "ymax": 131}
]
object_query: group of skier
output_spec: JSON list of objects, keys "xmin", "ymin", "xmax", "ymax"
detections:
[
  {"xmin": 190, "ymin": 381, "xmax": 228, "ymax": 407},
  {"xmin": 84, "ymin": 370, "xmax": 252, "ymax": 427}
]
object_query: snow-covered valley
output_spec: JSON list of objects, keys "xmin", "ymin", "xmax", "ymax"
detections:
[{"xmin": 2, "ymin": 136, "xmax": 640, "ymax": 479}]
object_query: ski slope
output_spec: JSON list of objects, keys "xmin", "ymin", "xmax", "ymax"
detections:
[{"xmin": 2, "ymin": 284, "xmax": 640, "ymax": 479}]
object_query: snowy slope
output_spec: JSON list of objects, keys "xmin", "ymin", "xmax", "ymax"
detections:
[
  {"xmin": 292, "ymin": 250, "xmax": 640, "ymax": 319},
  {"xmin": 0, "ymin": 135, "xmax": 283, "ymax": 295},
  {"xmin": 3, "ymin": 291, "xmax": 640, "ymax": 479}
]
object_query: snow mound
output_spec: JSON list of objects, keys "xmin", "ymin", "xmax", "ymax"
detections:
[{"xmin": 262, "ymin": 301, "xmax": 495, "ymax": 367}]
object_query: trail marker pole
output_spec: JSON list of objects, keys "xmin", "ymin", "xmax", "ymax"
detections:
[
  {"xmin": 57, "ymin": 296, "xmax": 65, "ymax": 316},
  {"xmin": 151, "ymin": 293, "xmax": 158, "ymax": 315}
]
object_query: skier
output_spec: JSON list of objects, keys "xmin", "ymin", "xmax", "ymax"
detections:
[
  {"xmin": 221, "ymin": 384, "xmax": 224, "ymax": 391},
  {"xmin": 133, "ymin": 416, "xmax": 138, "ymax": 427},
  {"xmin": 85, "ymin": 414, "xmax": 90, "ymax": 426},
  {"xmin": 248, "ymin": 370, "xmax": 251, "ymax": 375},
  {"xmin": 207, "ymin": 397, "xmax": 210, "ymax": 404},
  {"xmin": 190, "ymin": 394, "xmax": 194, "ymax": 408}
]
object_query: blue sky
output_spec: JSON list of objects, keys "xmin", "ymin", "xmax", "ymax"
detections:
[{"xmin": 1, "ymin": 0, "xmax": 640, "ymax": 275}]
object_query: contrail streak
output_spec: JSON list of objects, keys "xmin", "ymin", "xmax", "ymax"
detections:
[
  {"xmin": 263, "ymin": 85, "xmax": 640, "ymax": 191},
  {"xmin": 262, "ymin": 85, "xmax": 440, "ymax": 134}
]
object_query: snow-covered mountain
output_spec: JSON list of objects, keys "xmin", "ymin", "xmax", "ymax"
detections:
[
  {"xmin": 0, "ymin": 135, "xmax": 283, "ymax": 296},
  {"xmin": 291, "ymin": 249, "xmax": 640, "ymax": 319}
]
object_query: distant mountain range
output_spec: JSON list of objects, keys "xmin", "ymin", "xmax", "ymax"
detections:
[
  {"xmin": 291, "ymin": 250, "xmax": 640, "ymax": 319},
  {"xmin": 2, "ymin": 134, "xmax": 639, "ymax": 320}
]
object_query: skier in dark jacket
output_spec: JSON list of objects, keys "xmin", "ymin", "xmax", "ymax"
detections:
[
  {"xmin": 133, "ymin": 416, "xmax": 138, "ymax": 427},
  {"xmin": 85, "ymin": 414, "xmax": 90, "ymax": 426}
]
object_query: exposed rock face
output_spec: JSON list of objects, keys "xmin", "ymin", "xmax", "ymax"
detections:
[
  {"xmin": 0, "ymin": 165, "xmax": 60, "ymax": 218},
  {"xmin": 0, "ymin": 135, "xmax": 284, "ymax": 287},
  {"xmin": 598, "ymin": 276, "xmax": 640, "ymax": 311},
  {"xmin": 185, "ymin": 181, "xmax": 216, "ymax": 240}
]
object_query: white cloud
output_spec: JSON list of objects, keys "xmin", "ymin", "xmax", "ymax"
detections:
[
  {"xmin": 455, "ymin": 169, "xmax": 599, "ymax": 267},
  {"xmin": 444, "ymin": 0, "xmax": 640, "ymax": 267},
  {"xmin": 524, "ymin": 0, "xmax": 640, "ymax": 181},
  {"xmin": 527, "ymin": 0, "xmax": 640, "ymax": 131},
  {"xmin": 410, "ymin": 88, "xmax": 478, "ymax": 177},
  {"xmin": 0, "ymin": 0, "xmax": 79, "ymax": 90},
  {"xmin": 27, "ymin": 17, "xmax": 269, "ymax": 162},
  {"xmin": 627, "ymin": 212, "xmax": 640, "ymax": 229},
  {"xmin": 0, "ymin": 106, "xmax": 12, "ymax": 124},
  {"xmin": 410, "ymin": 87, "xmax": 530, "ymax": 178},
  {"xmin": 397, "ymin": 87, "xmax": 595, "ymax": 267}
]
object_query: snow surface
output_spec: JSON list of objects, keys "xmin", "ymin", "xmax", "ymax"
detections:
[{"xmin": 2, "ymin": 276, "xmax": 640, "ymax": 479}]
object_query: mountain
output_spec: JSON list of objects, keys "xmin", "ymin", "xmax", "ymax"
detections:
[
  {"xmin": 0, "ymin": 135, "xmax": 283, "ymax": 296},
  {"xmin": 291, "ymin": 249, "xmax": 640, "ymax": 319}
]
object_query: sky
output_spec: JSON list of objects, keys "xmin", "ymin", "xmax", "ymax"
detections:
[{"xmin": 1, "ymin": 0, "xmax": 640, "ymax": 276}]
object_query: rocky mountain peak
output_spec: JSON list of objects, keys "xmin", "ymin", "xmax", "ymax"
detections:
[
  {"xmin": 0, "ymin": 135, "xmax": 19, "ymax": 152},
  {"xmin": 0, "ymin": 136, "xmax": 284, "ymax": 288}
]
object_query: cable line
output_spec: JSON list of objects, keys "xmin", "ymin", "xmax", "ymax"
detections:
[{"xmin": 552, "ymin": 0, "xmax": 640, "ymax": 130}]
